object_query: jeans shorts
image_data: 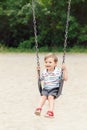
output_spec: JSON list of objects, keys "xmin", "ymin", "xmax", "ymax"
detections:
[{"xmin": 42, "ymin": 87, "xmax": 59, "ymax": 99}]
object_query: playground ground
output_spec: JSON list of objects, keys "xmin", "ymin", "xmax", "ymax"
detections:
[{"xmin": 0, "ymin": 53, "xmax": 87, "ymax": 130}]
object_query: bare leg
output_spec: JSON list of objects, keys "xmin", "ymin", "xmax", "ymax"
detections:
[
  {"xmin": 37, "ymin": 95, "xmax": 47, "ymax": 108},
  {"xmin": 48, "ymin": 95, "xmax": 55, "ymax": 111},
  {"xmin": 44, "ymin": 95, "xmax": 55, "ymax": 117},
  {"xmin": 35, "ymin": 95, "xmax": 47, "ymax": 115}
]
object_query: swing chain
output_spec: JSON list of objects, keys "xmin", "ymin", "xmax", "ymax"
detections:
[
  {"xmin": 32, "ymin": 0, "xmax": 71, "ymax": 97},
  {"xmin": 63, "ymin": 0, "xmax": 71, "ymax": 64},
  {"xmin": 60, "ymin": 0, "xmax": 71, "ymax": 96},
  {"xmin": 32, "ymin": 0, "xmax": 71, "ymax": 65},
  {"xmin": 32, "ymin": 0, "xmax": 40, "ymax": 68}
]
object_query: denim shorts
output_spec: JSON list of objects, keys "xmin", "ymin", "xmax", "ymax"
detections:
[{"xmin": 42, "ymin": 87, "xmax": 59, "ymax": 99}]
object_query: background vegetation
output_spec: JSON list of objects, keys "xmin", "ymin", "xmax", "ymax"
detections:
[{"xmin": 0, "ymin": 0, "xmax": 87, "ymax": 52}]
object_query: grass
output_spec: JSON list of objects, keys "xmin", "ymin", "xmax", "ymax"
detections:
[
  {"xmin": 0, "ymin": 45, "xmax": 86, "ymax": 53},
  {"xmin": 67, "ymin": 46, "xmax": 87, "ymax": 53}
]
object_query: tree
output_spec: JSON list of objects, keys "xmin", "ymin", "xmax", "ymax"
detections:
[{"xmin": 0, "ymin": 0, "xmax": 87, "ymax": 49}]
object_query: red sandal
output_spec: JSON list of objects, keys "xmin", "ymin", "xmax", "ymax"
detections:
[
  {"xmin": 34, "ymin": 108, "xmax": 42, "ymax": 116},
  {"xmin": 45, "ymin": 111, "xmax": 54, "ymax": 118}
]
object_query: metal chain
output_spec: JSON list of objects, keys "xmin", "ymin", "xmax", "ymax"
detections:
[
  {"xmin": 32, "ymin": 0, "xmax": 71, "ymax": 75},
  {"xmin": 58, "ymin": 0, "xmax": 71, "ymax": 96},
  {"xmin": 32, "ymin": 0, "xmax": 71, "ymax": 96},
  {"xmin": 32, "ymin": 0, "xmax": 40, "ymax": 68},
  {"xmin": 32, "ymin": 0, "xmax": 42, "ymax": 95},
  {"xmin": 62, "ymin": 0, "xmax": 71, "ymax": 64}
]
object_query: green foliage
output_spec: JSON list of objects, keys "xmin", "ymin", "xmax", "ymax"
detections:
[
  {"xmin": 18, "ymin": 37, "xmax": 34, "ymax": 49},
  {"xmin": 0, "ymin": 0, "xmax": 87, "ymax": 52},
  {"xmin": 78, "ymin": 25, "xmax": 87, "ymax": 45},
  {"xmin": 68, "ymin": 45, "xmax": 87, "ymax": 53}
]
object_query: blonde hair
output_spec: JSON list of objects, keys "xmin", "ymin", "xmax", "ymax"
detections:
[{"xmin": 44, "ymin": 53, "xmax": 58, "ymax": 63}]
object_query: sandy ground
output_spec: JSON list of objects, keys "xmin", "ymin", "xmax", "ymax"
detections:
[{"xmin": 0, "ymin": 53, "xmax": 87, "ymax": 130}]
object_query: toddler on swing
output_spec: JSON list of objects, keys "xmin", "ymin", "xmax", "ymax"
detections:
[{"xmin": 34, "ymin": 53, "xmax": 68, "ymax": 118}]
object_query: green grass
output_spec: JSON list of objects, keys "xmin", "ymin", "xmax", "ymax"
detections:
[
  {"xmin": 67, "ymin": 46, "xmax": 87, "ymax": 53},
  {"xmin": 0, "ymin": 45, "xmax": 86, "ymax": 53}
]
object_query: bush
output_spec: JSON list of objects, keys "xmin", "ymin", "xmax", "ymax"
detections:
[{"xmin": 18, "ymin": 38, "xmax": 35, "ymax": 49}]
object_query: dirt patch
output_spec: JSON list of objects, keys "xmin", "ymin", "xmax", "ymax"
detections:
[{"xmin": 0, "ymin": 53, "xmax": 86, "ymax": 130}]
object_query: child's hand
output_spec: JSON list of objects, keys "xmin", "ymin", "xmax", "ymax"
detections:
[
  {"xmin": 61, "ymin": 63, "xmax": 67, "ymax": 71},
  {"xmin": 61, "ymin": 63, "xmax": 68, "ymax": 81},
  {"xmin": 37, "ymin": 66, "xmax": 40, "ymax": 71},
  {"xmin": 37, "ymin": 66, "xmax": 40, "ymax": 78}
]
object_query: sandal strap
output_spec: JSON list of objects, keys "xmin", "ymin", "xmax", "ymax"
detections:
[
  {"xmin": 47, "ymin": 111, "xmax": 54, "ymax": 116},
  {"xmin": 36, "ymin": 108, "xmax": 42, "ymax": 111}
]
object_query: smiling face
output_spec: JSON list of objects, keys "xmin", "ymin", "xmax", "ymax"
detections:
[{"xmin": 44, "ymin": 57, "xmax": 57, "ymax": 72}]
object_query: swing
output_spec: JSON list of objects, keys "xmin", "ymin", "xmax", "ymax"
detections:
[{"xmin": 32, "ymin": 0, "xmax": 71, "ymax": 97}]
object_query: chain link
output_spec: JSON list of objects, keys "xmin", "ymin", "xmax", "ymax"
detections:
[
  {"xmin": 63, "ymin": 0, "xmax": 71, "ymax": 64},
  {"xmin": 32, "ymin": 0, "xmax": 71, "ymax": 65},
  {"xmin": 32, "ymin": 0, "xmax": 40, "ymax": 68}
]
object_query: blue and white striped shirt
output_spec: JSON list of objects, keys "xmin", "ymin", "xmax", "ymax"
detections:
[{"xmin": 40, "ymin": 67, "xmax": 61, "ymax": 89}]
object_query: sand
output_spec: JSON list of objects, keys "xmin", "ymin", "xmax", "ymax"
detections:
[{"xmin": 0, "ymin": 53, "xmax": 87, "ymax": 130}]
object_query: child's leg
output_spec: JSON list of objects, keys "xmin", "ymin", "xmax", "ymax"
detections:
[
  {"xmin": 45, "ymin": 95, "xmax": 55, "ymax": 118},
  {"xmin": 35, "ymin": 95, "xmax": 47, "ymax": 115},
  {"xmin": 37, "ymin": 95, "xmax": 47, "ymax": 108},
  {"xmin": 48, "ymin": 95, "xmax": 55, "ymax": 111}
]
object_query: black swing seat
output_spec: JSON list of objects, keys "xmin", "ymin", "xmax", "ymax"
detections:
[
  {"xmin": 38, "ymin": 77, "xmax": 64, "ymax": 98},
  {"xmin": 56, "ymin": 78, "xmax": 64, "ymax": 98},
  {"xmin": 38, "ymin": 78, "xmax": 42, "ymax": 95}
]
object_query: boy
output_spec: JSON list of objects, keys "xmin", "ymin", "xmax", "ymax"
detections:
[{"xmin": 34, "ymin": 53, "xmax": 68, "ymax": 118}]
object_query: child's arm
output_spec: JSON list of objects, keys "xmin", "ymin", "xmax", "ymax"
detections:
[
  {"xmin": 61, "ymin": 63, "xmax": 68, "ymax": 81},
  {"xmin": 37, "ymin": 66, "xmax": 44, "ymax": 81}
]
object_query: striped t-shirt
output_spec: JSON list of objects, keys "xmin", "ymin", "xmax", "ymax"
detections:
[{"xmin": 40, "ymin": 67, "xmax": 61, "ymax": 89}]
